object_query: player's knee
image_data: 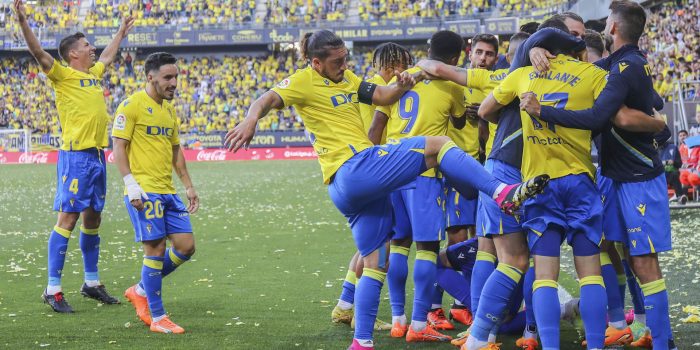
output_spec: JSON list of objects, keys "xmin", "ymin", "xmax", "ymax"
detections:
[
  {"xmin": 56, "ymin": 212, "xmax": 79, "ymax": 231},
  {"xmin": 424, "ymin": 136, "xmax": 451, "ymax": 156},
  {"xmin": 416, "ymin": 241, "xmax": 440, "ymax": 253}
]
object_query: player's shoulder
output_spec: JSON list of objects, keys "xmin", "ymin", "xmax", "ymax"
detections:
[
  {"xmin": 276, "ymin": 66, "xmax": 312, "ymax": 88},
  {"xmin": 117, "ymin": 91, "xmax": 143, "ymax": 113}
]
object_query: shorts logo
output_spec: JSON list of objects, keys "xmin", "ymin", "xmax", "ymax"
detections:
[
  {"xmin": 377, "ymin": 149, "xmax": 388, "ymax": 157},
  {"xmin": 458, "ymin": 252, "xmax": 465, "ymax": 259},
  {"xmin": 62, "ymin": 175, "xmax": 67, "ymax": 183},
  {"xmin": 146, "ymin": 224, "xmax": 153, "ymax": 233},
  {"xmin": 636, "ymin": 203, "xmax": 646, "ymax": 216},
  {"xmin": 277, "ymin": 78, "xmax": 290, "ymax": 88},
  {"xmin": 69, "ymin": 199, "xmax": 75, "ymax": 207},
  {"xmin": 631, "ymin": 240, "xmax": 637, "ymax": 248},
  {"xmin": 114, "ymin": 114, "xmax": 126, "ymax": 130}
]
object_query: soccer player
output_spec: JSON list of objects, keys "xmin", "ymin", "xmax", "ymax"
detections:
[
  {"xmin": 521, "ymin": 2, "xmax": 676, "ymax": 349},
  {"xmin": 113, "ymin": 52, "xmax": 199, "ymax": 334},
  {"xmin": 13, "ymin": 0, "xmax": 133, "ymax": 312},
  {"xmin": 332, "ymin": 43, "xmax": 413, "ymax": 332},
  {"xmin": 370, "ymin": 30, "xmax": 467, "ymax": 342},
  {"xmin": 225, "ymin": 30, "xmax": 549, "ymax": 350},
  {"xmin": 480, "ymin": 18, "xmax": 610, "ymax": 349}
]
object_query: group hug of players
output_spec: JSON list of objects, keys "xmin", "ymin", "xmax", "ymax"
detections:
[
  {"xmin": 228, "ymin": 0, "xmax": 678, "ymax": 349},
  {"xmin": 13, "ymin": 0, "xmax": 677, "ymax": 346}
]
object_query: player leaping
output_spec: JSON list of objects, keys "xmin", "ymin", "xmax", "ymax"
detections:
[
  {"xmin": 225, "ymin": 29, "xmax": 550, "ymax": 350},
  {"xmin": 13, "ymin": 0, "xmax": 134, "ymax": 312}
]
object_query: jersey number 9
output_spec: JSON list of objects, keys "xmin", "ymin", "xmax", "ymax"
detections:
[{"xmin": 399, "ymin": 91, "xmax": 420, "ymax": 134}]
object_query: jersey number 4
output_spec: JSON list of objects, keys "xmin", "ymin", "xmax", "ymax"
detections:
[
  {"xmin": 399, "ymin": 91, "xmax": 420, "ymax": 134},
  {"xmin": 531, "ymin": 92, "xmax": 569, "ymax": 133}
]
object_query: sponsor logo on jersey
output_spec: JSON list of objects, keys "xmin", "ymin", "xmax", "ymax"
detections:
[
  {"xmin": 330, "ymin": 93, "xmax": 358, "ymax": 107},
  {"xmin": 146, "ymin": 126, "xmax": 174, "ymax": 137}
]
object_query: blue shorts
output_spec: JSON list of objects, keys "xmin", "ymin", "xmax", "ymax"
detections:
[
  {"xmin": 478, "ymin": 159, "xmax": 522, "ymax": 237},
  {"xmin": 597, "ymin": 170, "xmax": 625, "ymax": 243},
  {"xmin": 390, "ymin": 176, "xmax": 446, "ymax": 242},
  {"xmin": 125, "ymin": 193, "xmax": 193, "ymax": 242},
  {"xmin": 53, "ymin": 149, "xmax": 107, "ymax": 213},
  {"xmin": 616, "ymin": 174, "xmax": 672, "ymax": 256},
  {"xmin": 446, "ymin": 187, "xmax": 477, "ymax": 229},
  {"xmin": 328, "ymin": 137, "xmax": 428, "ymax": 256},
  {"xmin": 445, "ymin": 238, "xmax": 478, "ymax": 272},
  {"xmin": 524, "ymin": 173, "xmax": 603, "ymax": 257}
]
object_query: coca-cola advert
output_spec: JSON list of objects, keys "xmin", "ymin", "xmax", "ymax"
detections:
[{"xmin": 0, "ymin": 147, "xmax": 317, "ymax": 165}]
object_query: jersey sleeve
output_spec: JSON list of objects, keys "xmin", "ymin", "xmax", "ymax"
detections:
[
  {"xmin": 88, "ymin": 61, "xmax": 106, "ymax": 79},
  {"xmin": 345, "ymin": 70, "xmax": 363, "ymax": 87},
  {"xmin": 169, "ymin": 107, "xmax": 180, "ymax": 146},
  {"xmin": 491, "ymin": 70, "xmax": 520, "ymax": 106},
  {"xmin": 539, "ymin": 60, "xmax": 633, "ymax": 130},
  {"xmin": 45, "ymin": 59, "xmax": 70, "ymax": 82},
  {"xmin": 466, "ymin": 69, "xmax": 490, "ymax": 90},
  {"xmin": 270, "ymin": 71, "xmax": 309, "ymax": 107},
  {"xmin": 590, "ymin": 68, "xmax": 609, "ymax": 100},
  {"xmin": 375, "ymin": 104, "xmax": 391, "ymax": 117},
  {"xmin": 510, "ymin": 28, "xmax": 586, "ymax": 72},
  {"xmin": 111, "ymin": 99, "xmax": 138, "ymax": 141}
]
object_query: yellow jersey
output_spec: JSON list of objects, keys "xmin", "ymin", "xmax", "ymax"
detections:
[
  {"xmin": 46, "ymin": 60, "xmax": 110, "ymax": 151},
  {"xmin": 448, "ymin": 68, "xmax": 508, "ymax": 158},
  {"xmin": 272, "ymin": 67, "xmax": 373, "ymax": 184},
  {"xmin": 359, "ymin": 74, "xmax": 387, "ymax": 135},
  {"xmin": 112, "ymin": 90, "xmax": 180, "ymax": 194},
  {"xmin": 492, "ymin": 54, "xmax": 608, "ymax": 181},
  {"xmin": 377, "ymin": 66, "xmax": 466, "ymax": 177}
]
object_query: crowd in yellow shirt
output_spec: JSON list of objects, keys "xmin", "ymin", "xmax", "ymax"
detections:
[
  {"xmin": 1, "ymin": 0, "xmax": 79, "ymax": 32},
  {"xmin": 641, "ymin": 0, "xmax": 699, "ymax": 101},
  {"xmin": 264, "ymin": 0, "xmax": 346, "ymax": 24}
]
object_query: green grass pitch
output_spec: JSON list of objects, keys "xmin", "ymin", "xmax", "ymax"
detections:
[{"xmin": 1, "ymin": 161, "xmax": 699, "ymax": 349}]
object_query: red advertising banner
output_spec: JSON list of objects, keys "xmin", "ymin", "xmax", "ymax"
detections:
[{"xmin": 0, "ymin": 147, "xmax": 317, "ymax": 165}]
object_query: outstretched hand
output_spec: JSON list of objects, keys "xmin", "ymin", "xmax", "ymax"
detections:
[
  {"xmin": 225, "ymin": 118, "xmax": 257, "ymax": 153},
  {"xmin": 13, "ymin": 0, "xmax": 27, "ymax": 22},
  {"xmin": 395, "ymin": 70, "xmax": 416, "ymax": 90},
  {"xmin": 529, "ymin": 47, "xmax": 555, "ymax": 73},
  {"xmin": 119, "ymin": 15, "xmax": 135, "ymax": 36}
]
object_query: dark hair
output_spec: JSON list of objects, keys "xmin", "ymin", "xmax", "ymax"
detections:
[
  {"xmin": 609, "ymin": 0, "xmax": 647, "ymax": 43},
  {"xmin": 585, "ymin": 19, "xmax": 606, "ymax": 32},
  {"xmin": 428, "ymin": 30, "xmax": 464, "ymax": 63},
  {"xmin": 144, "ymin": 52, "xmax": 177, "ymax": 75},
  {"xmin": 372, "ymin": 42, "xmax": 414, "ymax": 70},
  {"xmin": 538, "ymin": 16, "xmax": 570, "ymax": 33},
  {"xmin": 300, "ymin": 30, "xmax": 345, "ymax": 62},
  {"xmin": 471, "ymin": 33, "xmax": 498, "ymax": 53},
  {"xmin": 509, "ymin": 32, "xmax": 531, "ymax": 48},
  {"xmin": 584, "ymin": 29, "xmax": 605, "ymax": 58},
  {"xmin": 561, "ymin": 11, "xmax": 584, "ymax": 24},
  {"xmin": 519, "ymin": 22, "xmax": 540, "ymax": 35},
  {"xmin": 679, "ymin": 129, "xmax": 688, "ymax": 135},
  {"xmin": 58, "ymin": 32, "xmax": 86, "ymax": 63}
]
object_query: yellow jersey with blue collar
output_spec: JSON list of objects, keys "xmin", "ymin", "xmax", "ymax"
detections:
[
  {"xmin": 377, "ymin": 66, "xmax": 466, "ymax": 177},
  {"xmin": 272, "ymin": 67, "xmax": 373, "ymax": 184},
  {"xmin": 448, "ymin": 68, "xmax": 509, "ymax": 158},
  {"xmin": 46, "ymin": 60, "xmax": 110, "ymax": 150},
  {"xmin": 112, "ymin": 90, "xmax": 180, "ymax": 194},
  {"xmin": 491, "ymin": 54, "xmax": 607, "ymax": 181},
  {"xmin": 359, "ymin": 74, "xmax": 387, "ymax": 135}
]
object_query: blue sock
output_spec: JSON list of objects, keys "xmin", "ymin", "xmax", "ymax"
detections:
[
  {"xmin": 524, "ymin": 263, "xmax": 536, "ymax": 331},
  {"xmin": 471, "ymin": 263, "xmax": 524, "ymax": 342},
  {"xmin": 387, "ymin": 245, "xmax": 409, "ymax": 316},
  {"xmin": 162, "ymin": 248, "xmax": 190, "ymax": 277},
  {"xmin": 47, "ymin": 226, "xmax": 71, "ymax": 290},
  {"xmin": 509, "ymin": 277, "xmax": 525, "ymax": 316},
  {"xmin": 601, "ymin": 253, "xmax": 625, "ymax": 327},
  {"xmin": 142, "ymin": 256, "xmax": 165, "ymax": 319},
  {"xmin": 79, "ymin": 226, "xmax": 100, "ymax": 283},
  {"xmin": 580, "ymin": 276, "xmax": 608, "ymax": 349},
  {"xmin": 618, "ymin": 273, "xmax": 627, "ymax": 311},
  {"xmin": 437, "ymin": 260, "xmax": 471, "ymax": 308},
  {"xmin": 354, "ymin": 268, "xmax": 386, "ymax": 341},
  {"xmin": 339, "ymin": 269, "xmax": 357, "ymax": 306},
  {"xmin": 623, "ymin": 259, "xmax": 645, "ymax": 317},
  {"xmin": 432, "ymin": 285, "xmax": 444, "ymax": 309},
  {"xmin": 412, "ymin": 250, "xmax": 438, "ymax": 323},
  {"xmin": 641, "ymin": 279, "xmax": 672, "ymax": 349},
  {"xmin": 438, "ymin": 142, "xmax": 503, "ymax": 198},
  {"xmin": 471, "ymin": 251, "xmax": 496, "ymax": 314},
  {"xmin": 533, "ymin": 280, "xmax": 560, "ymax": 350}
]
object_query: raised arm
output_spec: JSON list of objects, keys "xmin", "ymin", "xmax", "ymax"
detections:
[
  {"xmin": 479, "ymin": 94, "xmax": 507, "ymax": 123},
  {"xmin": 510, "ymin": 28, "xmax": 585, "ymax": 73},
  {"xmin": 14, "ymin": 0, "xmax": 53, "ymax": 71},
  {"xmin": 416, "ymin": 60, "xmax": 468, "ymax": 86},
  {"xmin": 98, "ymin": 16, "xmax": 135, "ymax": 67},
  {"xmin": 225, "ymin": 90, "xmax": 284, "ymax": 152},
  {"xmin": 172, "ymin": 145, "xmax": 199, "ymax": 214}
]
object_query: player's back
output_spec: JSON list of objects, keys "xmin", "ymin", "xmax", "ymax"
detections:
[
  {"xmin": 383, "ymin": 67, "xmax": 466, "ymax": 142},
  {"xmin": 504, "ymin": 54, "xmax": 607, "ymax": 181}
]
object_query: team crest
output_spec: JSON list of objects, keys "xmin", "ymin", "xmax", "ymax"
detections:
[
  {"xmin": 636, "ymin": 203, "xmax": 647, "ymax": 216},
  {"xmin": 114, "ymin": 114, "xmax": 126, "ymax": 130},
  {"xmin": 276, "ymin": 78, "xmax": 290, "ymax": 89}
]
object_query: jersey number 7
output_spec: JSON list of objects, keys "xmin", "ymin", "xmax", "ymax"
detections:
[{"xmin": 531, "ymin": 92, "xmax": 569, "ymax": 133}]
